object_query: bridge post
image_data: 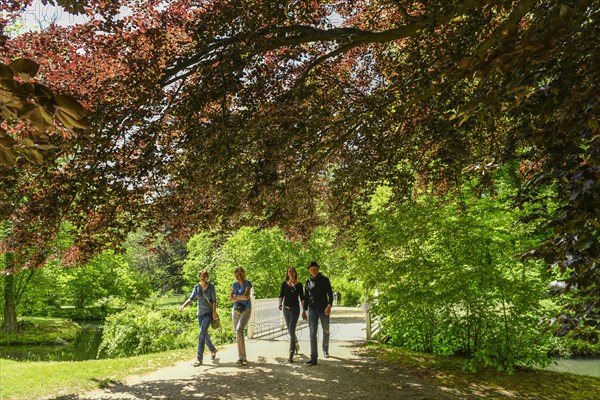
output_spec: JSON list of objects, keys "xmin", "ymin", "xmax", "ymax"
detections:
[
  {"xmin": 364, "ymin": 291, "xmax": 372, "ymax": 340},
  {"xmin": 248, "ymin": 287, "xmax": 256, "ymax": 339}
]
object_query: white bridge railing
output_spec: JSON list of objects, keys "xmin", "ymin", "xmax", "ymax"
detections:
[{"xmin": 247, "ymin": 291, "xmax": 307, "ymax": 339}]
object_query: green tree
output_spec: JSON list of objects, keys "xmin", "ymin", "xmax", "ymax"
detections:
[{"xmin": 355, "ymin": 188, "xmax": 551, "ymax": 372}]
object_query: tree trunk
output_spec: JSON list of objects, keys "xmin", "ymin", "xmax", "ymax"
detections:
[{"xmin": 3, "ymin": 255, "xmax": 18, "ymax": 332}]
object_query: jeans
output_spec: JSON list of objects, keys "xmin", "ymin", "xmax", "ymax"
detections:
[
  {"xmin": 283, "ymin": 307, "xmax": 300, "ymax": 353},
  {"xmin": 232, "ymin": 308, "xmax": 252, "ymax": 361},
  {"xmin": 308, "ymin": 306, "xmax": 330, "ymax": 362},
  {"xmin": 197, "ymin": 312, "xmax": 216, "ymax": 361}
]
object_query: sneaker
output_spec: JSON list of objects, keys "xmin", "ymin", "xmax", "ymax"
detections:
[
  {"xmin": 236, "ymin": 358, "xmax": 247, "ymax": 365},
  {"xmin": 211, "ymin": 350, "xmax": 217, "ymax": 360},
  {"xmin": 193, "ymin": 359, "xmax": 203, "ymax": 367},
  {"xmin": 288, "ymin": 353, "xmax": 294, "ymax": 363},
  {"xmin": 305, "ymin": 359, "xmax": 317, "ymax": 365},
  {"xmin": 324, "ymin": 352, "xmax": 329, "ymax": 358}
]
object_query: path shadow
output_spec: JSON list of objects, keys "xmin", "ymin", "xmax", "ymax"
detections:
[{"xmin": 49, "ymin": 342, "xmax": 533, "ymax": 400}]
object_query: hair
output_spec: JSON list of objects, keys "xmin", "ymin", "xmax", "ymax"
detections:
[
  {"xmin": 234, "ymin": 266, "xmax": 246, "ymax": 280},
  {"xmin": 285, "ymin": 266, "xmax": 298, "ymax": 281},
  {"xmin": 198, "ymin": 270, "xmax": 209, "ymax": 279}
]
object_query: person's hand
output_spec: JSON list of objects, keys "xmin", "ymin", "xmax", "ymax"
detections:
[
  {"xmin": 278, "ymin": 304, "xmax": 283, "ymax": 311},
  {"xmin": 213, "ymin": 312, "xmax": 218, "ymax": 320},
  {"xmin": 178, "ymin": 305, "xmax": 184, "ymax": 313},
  {"xmin": 325, "ymin": 305, "xmax": 331, "ymax": 316},
  {"xmin": 302, "ymin": 310, "xmax": 307, "ymax": 320}
]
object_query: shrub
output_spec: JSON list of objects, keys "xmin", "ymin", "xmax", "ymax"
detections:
[{"xmin": 98, "ymin": 305, "xmax": 234, "ymax": 358}]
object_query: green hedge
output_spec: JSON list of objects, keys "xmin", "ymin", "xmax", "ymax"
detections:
[{"xmin": 98, "ymin": 305, "xmax": 234, "ymax": 358}]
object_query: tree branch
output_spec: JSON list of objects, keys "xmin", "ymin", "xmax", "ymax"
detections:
[{"xmin": 161, "ymin": 0, "xmax": 491, "ymax": 88}]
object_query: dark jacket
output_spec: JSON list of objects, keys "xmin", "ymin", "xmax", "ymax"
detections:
[{"xmin": 305, "ymin": 273, "xmax": 333, "ymax": 309}]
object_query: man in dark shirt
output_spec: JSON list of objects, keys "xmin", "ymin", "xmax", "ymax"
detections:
[{"xmin": 302, "ymin": 261, "xmax": 333, "ymax": 365}]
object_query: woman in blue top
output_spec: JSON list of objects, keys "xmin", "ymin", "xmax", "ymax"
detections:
[
  {"xmin": 179, "ymin": 270, "xmax": 218, "ymax": 366},
  {"xmin": 278, "ymin": 266, "xmax": 305, "ymax": 363},
  {"xmin": 229, "ymin": 266, "xmax": 252, "ymax": 365}
]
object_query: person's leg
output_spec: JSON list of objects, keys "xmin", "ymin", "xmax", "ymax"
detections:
[
  {"xmin": 232, "ymin": 310, "xmax": 242, "ymax": 360},
  {"xmin": 206, "ymin": 315, "xmax": 216, "ymax": 354},
  {"xmin": 307, "ymin": 307, "xmax": 319, "ymax": 363},
  {"xmin": 288, "ymin": 308, "xmax": 300, "ymax": 353},
  {"xmin": 283, "ymin": 307, "xmax": 293, "ymax": 353},
  {"xmin": 235, "ymin": 308, "xmax": 251, "ymax": 362},
  {"xmin": 197, "ymin": 313, "xmax": 211, "ymax": 362},
  {"xmin": 319, "ymin": 308, "xmax": 330, "ymax": 356}
]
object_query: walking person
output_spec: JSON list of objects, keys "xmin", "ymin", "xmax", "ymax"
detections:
[
  {"xmin": 178, "ymin": 270, "xmax": 218, "ymax": 366},
  {"xmin": 230, "ymin": 266, "xmax": 253, "ymax": 365},
  {"xmin": 303, "ymin": 261, "xmax": 333, "ymax": 365},
  {"xmin": 278, "ymin": 266, "xmax": 305, "ymax": 363}
]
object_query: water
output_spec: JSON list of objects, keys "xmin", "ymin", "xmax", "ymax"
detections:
[
  {"xmin": 545, "ymin": 358, "xmax": 600, "ymax": 377},
  {"xmin": 0, "ymin": 323, "xmax": 104, "ymax": 361}
]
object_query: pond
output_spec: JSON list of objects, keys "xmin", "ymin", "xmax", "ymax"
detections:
[
  {"xmin": 545, "ymin": 358, "xmax": 600, "ymax": 377},
  {"xmin": 0, "ymin": 323, "xmax": 104, "ymax": 361}
]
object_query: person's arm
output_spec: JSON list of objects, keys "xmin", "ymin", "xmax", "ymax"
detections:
[
  {"xmin": 210, "ymin": 284, "xmax": 218, "ymax": 319},
  {"xmin": 302, "ymin": 282, "xmax": 308, "ymax": 320},
  {"xmin": 279, "ymin": 282, "xmax": 285, "ymax": 310},
  {"xmin": 179, "ymin": 286, "xmax": 197, "ymax": 312},
  {"xmin": 325, "ymin": 279, "xmax": 333, "ymax": 316},
  {"xmin": 179, "ymin": 299, "xmax": 193, "ymax": 312},
  {"xmin": 232, "ymin": 281, "xmax": 252, "ymax": 301}
]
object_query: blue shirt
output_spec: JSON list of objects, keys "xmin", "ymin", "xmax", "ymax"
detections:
[
  {"xmin": 232, "ymin": 280, "xmax": 253, "ymax": 310},
  {"xmin": 188, "ymin": 283, "xmax": 217, "ymax": 316}
]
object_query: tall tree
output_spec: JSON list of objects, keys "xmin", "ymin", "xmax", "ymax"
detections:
[{"xmin": 2, "ymin": 1, "xmax": 598, "ymax": 338}]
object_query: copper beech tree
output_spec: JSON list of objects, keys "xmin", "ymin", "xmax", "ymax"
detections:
[{"xmin": 1, "ymin": 1, "xmax": 598, "ymax": 339}]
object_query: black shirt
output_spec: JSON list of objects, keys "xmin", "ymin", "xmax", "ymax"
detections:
[
  {"xmin": 279, "ymin": 281, "xmax": 304, "ymax": 309},
  {"xmin": 305, "ymin": 273, "xmax": 333, "ymax": 309}
]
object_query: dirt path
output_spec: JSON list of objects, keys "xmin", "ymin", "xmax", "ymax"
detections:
[{"xmin": 48, "ymin": 308, "xmax": 488, "ymax": 400}]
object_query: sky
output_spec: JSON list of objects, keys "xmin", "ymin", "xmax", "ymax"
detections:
[{"xmin": 20, "ymin": 0, "xmax": 88, "ymax": 31}]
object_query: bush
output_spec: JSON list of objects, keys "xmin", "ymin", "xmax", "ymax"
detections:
[{"xmin": 98, "ymin": 305, "xmax": 234, "ymax": 358}]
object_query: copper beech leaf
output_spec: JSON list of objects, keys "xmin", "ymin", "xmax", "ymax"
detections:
[
  {"xmin": 53, "ymin": 95, "xmax": 87, "ymax": 120},
  {"xmin": 9, "ymin": 58, "xmax": 40, "ymax": 79}
]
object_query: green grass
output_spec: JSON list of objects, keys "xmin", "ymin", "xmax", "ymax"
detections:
[
  {"xmin": 0, "ymin": 348, "xmax": 195, "ymax": 400},
  {"xmin": 366, "ymin": 343, "xmax": 600, "ymax": 400},
  {"xmin": 0, "ymin": 317, "xmax": 81, "ymax": 345}
]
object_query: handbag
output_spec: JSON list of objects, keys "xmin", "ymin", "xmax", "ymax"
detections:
[{"xmin": 234, "ymin": 302, "xmax": 246, "ymax": 313}]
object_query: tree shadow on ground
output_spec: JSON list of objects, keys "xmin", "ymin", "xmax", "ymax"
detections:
[{"xmin": 49, "ymin": 342, "xmax": 541, "ymax": 400}]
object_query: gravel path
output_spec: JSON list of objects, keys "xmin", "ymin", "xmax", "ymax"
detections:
[{"xmin": 48, "ymin": 308, "xmax": 485, "ymax": 400}]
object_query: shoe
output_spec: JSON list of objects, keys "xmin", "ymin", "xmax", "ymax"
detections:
[
  {"xmin": 288, "ymin": 353, "xmax": 294, "ymax": 363},
  {"xmin": 305, "ymin": 359, "xmax": 317, "ymax": 365},
  {"xmin": 193, "ymin": 359, "xmax": 202, "ymax": 367},
  {"xmin": 236, "ymin": 358, "xmax": 247, "ymax": 365},
  {"xmin": 324, "ymin": 352, "xmax": 329, "ymax": 358},
  {"xmin": 211, "ymin": 350, "xmax": 217, "ymax": 360}
]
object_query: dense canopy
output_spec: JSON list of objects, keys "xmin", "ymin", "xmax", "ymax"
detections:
[{"xmin": 1, "ymin": 0, "xmax": 598, "ymax": 338}]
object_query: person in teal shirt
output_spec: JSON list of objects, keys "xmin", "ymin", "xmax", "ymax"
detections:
[{"xmin": 230, "ymin": 266, "xmax": 253, "ymax": 365}]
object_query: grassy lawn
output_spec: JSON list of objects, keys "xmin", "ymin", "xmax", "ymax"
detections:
[
  {"xmin": 0, "ymin": 317, "xmax": 81, "ymax": 345},
  {"xmin": 0, "ymin": 348, "xmax": 194, "ymax": 400},
  {"xmin": 366, "ymin": 343, "xmax": 600, "ymax": 400}
]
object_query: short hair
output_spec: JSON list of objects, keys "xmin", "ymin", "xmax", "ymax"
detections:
[{"xmin": 198, "ymin": 270, "xmax": 209, "ymax": 278}]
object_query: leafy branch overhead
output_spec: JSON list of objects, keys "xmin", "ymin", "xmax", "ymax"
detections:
[
  {"xmin": 1, "ymin": 0, "xmax": 598, "ymax": 340},
  {"xmin": 0, "ymin": 58, "xmax": 89, "ymax": 167}
]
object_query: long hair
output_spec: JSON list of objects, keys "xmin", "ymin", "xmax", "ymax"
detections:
[{"xmin": 285, "ymin": 266, "xmax": 298, "ymax": 282}]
